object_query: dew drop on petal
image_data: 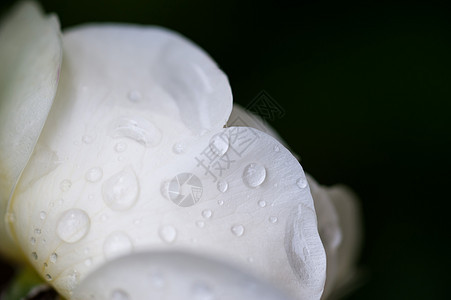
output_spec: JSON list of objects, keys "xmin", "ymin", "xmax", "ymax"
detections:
[
  {"xmin": 150, "ymin": 272, "xmax": 165, "ymax": 288},
  {"xmin": 111, "ymin": 117, "xmax": 162, "ymax": 147},
  {"xmin": 273, "ymin": 145, "xmax": 280, "ymax": 152},
  {"xmin": 110, "ymin": 289, "xmax": 130, "ymax": 300},
  {"xmin": 102, "ymin": 167, "xmax": 139, "ymax": 211},
  {"xmin": 128, "ymin": 90, "xmax": 142, "ymax": 102},
  {"xmin": 159, "ymin": 225, "xmax": 177, "ymax": 243},
  {"xmin": 201, "ymin": 209, "xmax": 212, "ymax": 219},
  {"xmin": 31, "ymin": 252, "xmax": 38, "ymax": 260},
  {"xmin": 45, "ymin": 274, "xmax": 52, "ymax": 281},
  {"xmin": 85, "ymin": 167, "xmax": 103, "ymax": 183},
  {"xmin": 242, "ymin": 163, "xmax": 266, "ymax": 188},
  {"xmin": 56, "ymin": 209, "xmax": 90, "ymax": 243},
  {"xmin": 217, "ymin": 200, "xmax": 224, "ymax": 206},
  {"xmin": 269, "ymin": 216, "xmax": 278, "ymax": 223},
  {"xmin": 296, "ymin": 177, "xmax": 308, "ymax": 189},
  {"xmin": 84, "ymin": 258, "xmax": 92, "ymax": 266},
  {"xmin": 216, "ymin": 180, "xmax": 228, "ymax": 193},
  {"xmin": 30, "ymin": 237, "xmax": 36, "ymax": 245},
  {"xmin": 50, "ymin": 253, "xmax": 57, "ymax": 263},
  {"xmin": 114, "ymin": 142, "xmax": 127, "ymax": 153},
  {"xmin": 231, "ymin": 224, "xmax": 245, "ymax": 237},
  {"xmin": 82, "ymin": 134, "xmax": 95, "ymax": 144},
  {"xmin": 172, "ymin": 142, "xmax": 185, "ymax": 154},
  {"xmin": 39, "ymin": 211, "xmax": 47, "ymax": 220},
  {"xmin": 209, "ymin": 133, "xmax": 229, "ymax": 156},
  {"xmin": 258, "ymin": 200, "xmax": 267, "ymax": 208},
  {"xmin": 60, "ymin": 179, "xmax": 72, "ymax": 192},
  {"xmin": 191, "ymin": 282, "xmax": 214, "ymax": 300},
  {"xmin": 103, "ymin": 231, "xmax": 133, "ymax": 260},
  {"xmin": 34, "ymin": 228, "xmax": 41, "ymax": 235},
  {"xmin": 196, "ymin": 220, "xmax": 205, "ymax": 228}
]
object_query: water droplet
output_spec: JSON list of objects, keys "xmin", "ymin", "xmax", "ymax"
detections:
[
  {"xmin": 273, "ymin": 145, "xmax": 280, "ymax": 152},
  {"xmin": 101, "ymin": 214, "xmax": 108, "ymax": 222},
  {"xmin": 102, "ymin": 167, "xmax": 139, "ymax": 211},
  {"xmin": 111, "ymin": 117, "xmax": 162, "ymax": 147},
  {"xmin": 242, "ymin": 163, "xmax": 266, "ymax": 188},
  {"xmin": 172, "ymin": 142, "xmax": 185, "ymax": 154},
  {"xmin": 31, "ymin": 252, "xmax": 38, "ymax": 260},
  {"xmin": 196, "ymin": 220, "xmax": 205, "ymax": 228},
  {"xmin": 45, "ymin": 274, "xmax": 52, "ymax": 281},
  {"xmin": 6, "ymin": 212, "xmax": 15, "ymax": 223},
  {"xmin": 296, "ymin": 177, "xmax": 308, "ymax": 189},
  {"xmin": 258, "ymin": 200, "xmax": 267, "ymax": 208},
  {"xmin": 103, "ymin": 231, "xmax": 133, "ymax": 260},
  {"xmin": 202, "ymin": 209, "xmax": 213, "ymax": 219},
  {"xmin": 34, "ymin": 228, "xmax": 41, "ymax": 235},
  {"xmin": 82, "ymin": 134, "xmax": 95, "ymax": 144},
  {"xmin": 39, "ymin": 211, "xmax": 47, "ymax": 220},
  {"xmin": 128, "ymin": 90, "xmax": 142, "ymax": 102},
  {"xmin": 50, "ymin": 253, "xmax": 57, "ymax": 263},
  {"xmin": 85, "ymin": 167, "xmax": 103, "ymax": 183},
  {"xmin": 191, "ymin": 282, "xmax": 214, "ymax": 300},
  {"xmin": 110, "ymin": 289, "xmax": 130, "ymax": 300},
  {"xmin": 159, "ymin": 225, "xmax": 177, "ymax": 243},
  {"xmin": 150, "ymin": 272, "xmax": 165, "ymax": 288},
  {"xmin": 60, "ymin": 179, "xmax": 72, "ymax": 192},
  {"xmin": 114, "ymin": 142, "xmax": 127, "ymax": 153},
  {"xmin": 217, "ymin": 200, "xmax": 224, "ymax": 206},
  {"xmin": 269, "ymin": 216, "xmax": 278, "ymax": 223},
  {"xmin": 56, "ymin": 209, "xmax": 90, "ymax": 243},
  {"xmin": 84, "ymin": 258, "xmax": 92, "ymax": 266},
  {"xmin": 209, "ymin": 133, "xmax": 229, "ymax": 156},
  {"xmin": 30, "ymin": 237, "xmax": 36, "ymax": 245},
  {"xmin": 231, "ymin": 224, "xmax": 245, "ymax": 237},
  {"xmin": 216, "ymin": 180, "xmax": 228, "ymax": 193},
  {"xmin": 44, "ymin": 262, "xmax": 48, "ymax": 268}
]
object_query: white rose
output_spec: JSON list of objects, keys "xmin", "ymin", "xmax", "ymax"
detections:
[{"xmin": 0, "ymin": 2, "xmax": 361, "ymax": 299}]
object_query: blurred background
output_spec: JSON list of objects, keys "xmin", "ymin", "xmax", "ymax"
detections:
[{"xmin": 0, "ymin": 0, "xmax": 450, "ymax": 299}]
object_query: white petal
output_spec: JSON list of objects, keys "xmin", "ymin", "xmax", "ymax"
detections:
[
  {"xmin": 73, "ymin": 250, "xmax": 293, "ymax": 300},
  {"xmin": 0, "ymin": 0, "xmax": 62, "ymax": 261},
  {"xmin": 9, "ymin": 125, "xmax": 325, "ymax": 299}
]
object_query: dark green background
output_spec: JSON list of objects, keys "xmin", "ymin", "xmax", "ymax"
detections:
[{"xmin": 1, "ymin": 0, "xmax": 450, "ymax": 299}]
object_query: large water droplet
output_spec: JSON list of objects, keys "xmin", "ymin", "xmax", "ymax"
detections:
[
  {"xmin": 159, "ymin": 225, "xmax": 177, "ymax": 243},
  {"xmin": 102, "ymin": 167, "xmax": 139, "ymax": 211},
  {"xmin": 60, "ymin": 179, "xmax": 72, "ymax": 192},
  {"xmin": 103, "ymin": 231, "xmax": 133, "ymax": 260},
  {"xmin": 202, "ymin": 209, "xmax": 213, "ymax": 219},
  {"xmin": 296, "ymin": 177, "xmax": 308, "ymax": 189},
  {"xmin": 111, "ymin": 117, "xmax": 162, "ymax": 147},
  {"xmin": 209, "ymin": 133, "xmax": 229, "ymax": 156},
  {"xmin": 242, "ymin": 163, "xmax": 266, "ymax": 188},
  {"xmin": 216, "ymin": 180, "xmax": 228, "ymax": 193},
  {"xmin": 85, "ymin": 167, "xmax": 103, "ymax": 183},
  {"xmin": 110, "ymin": 289, "xmax": 130, "ymax": 300},
  {"xmin": 56, "ymin": 209, "xmax": 90, "ymax": 243},
  {"xmin": 231, "ymin": 224, "xmax": 245, "ymax": 237}
]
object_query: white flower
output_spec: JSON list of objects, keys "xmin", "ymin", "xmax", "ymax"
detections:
[{"xmin": 0, "ymin": 2, "xmax": 361, "ymax": 299}]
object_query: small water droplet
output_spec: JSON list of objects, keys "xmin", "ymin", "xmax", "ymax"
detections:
[
  {"xmin": 50, "ymin": 253, "xmax": 57, "ymax": 263},
  {"xmin": 31, "ymin": 252, "xmax": 38, "ymax": 260},
  {"xmin": 82, "ymin": 134, "xmax": 95, "ymax": 144},
  {"xmin": 217, "ymin": 200, "xmax": 224, "ymax": 206},
  {"xmin": 269, "ymin": 216, "xmax": 278, "ymax": 223},
  {"xmin": 44, "ymin": 262, "xmax": 48, "ymax": 268},
  {"xmin": 60, "ymin": 179, "xmax": 72, "ymax": 192},
  {"xmin": 202, "ymin": 209, "xmax": 212, "ymax": 219},
  {"xmin": 102, "ymin": 167, "xmax": 139, "ymax": 211},
  {"xmin": 159, "ymin": 225, "xmax": 177, "ymax": 243},
  {"xmin": 191, "ymin": 282, "xmax": 214, "ymax": 300},
  {"xmin": 196, "ymin": 220, "xmax": 205, "ymax": 228},
  {"xmin": 274, "ymin": 145, "xmax": 280, "ymax": 152},
  {"xmin": 39, "ymin": 211, "xmax": 47, "ymax": 220},
  {"xmin": 110, "ymin": 289, "xmax": 130, "ymax": 300},
  {"xmin": 150, "ymin": 272, "xmax": 165, "ymax": 288},
  {"xmin": 216, "ymin": 180, "xmax": 228, "ymax": 193},
  {"xmin": 111, "ymin": 117, "xmax": 162, "ymax": 147},
  {"xmin": 296, "ymin": 177, "xmax": 308, "ymax": 189},
  {"xmin": 34, "ymin": 228, "xmax": 41, "ymax": 235},
  {"xmin": 45, "ymin": 274, "xmax": 52, "ymax": 281},
  {"xmin": 56, "ymin": 209, "xmax": 90, "ymax": 243},
  {"xmin": 231, "ymin": 224, "xmax": 245, "ymax": 237},
  {"xmin": 128, "ymin": 90, "xmax": 142, "ymax": 102},
  {"xmin": 101, "ymin": 214, "xmax": 108, "ymax": 222},
  {"xmin": 103, "ymin": 231, "xmax": 133, "ymax": 260},
  {"xmin": 258, "ymin": 200, "xmax": 267, "ymax": 208},
  {"xmin": 209, "ymin": 133, "xmax": 229, "ymax": 156},
  {"xmin": 85, "ymin": 167, "xmax": 103, "ymax": 183},
  {"xmin": 30, "ymin": 237, "xmax": 36, "ymax": 245},
  {"xmin": 172, "ymin": 142, "xmax": 185, "ymax": 154},
  {"xmin": 242, "ymin": 163, "xmax": 266, "ymax": 188},
  {"xmin": 84, "ymin": 258, "xmax": 92, "ymax": 266},
  {"xmin": 114, "ymin": 142, "xmax": 127, "ymax": 153},
  {"xmin": 6, "ymin": 212, "xmax": 15, "ymax": 223}
]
